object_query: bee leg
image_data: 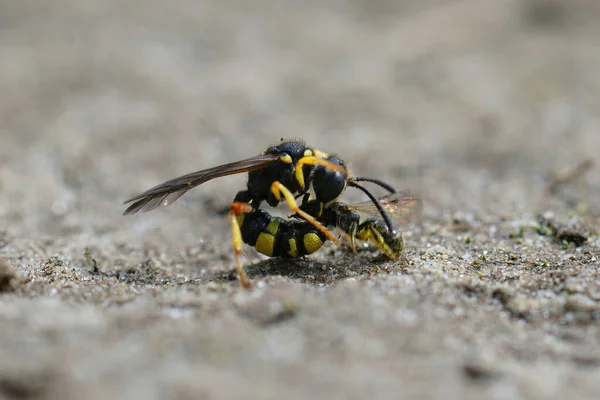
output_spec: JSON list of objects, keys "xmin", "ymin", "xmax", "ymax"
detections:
[
  {"xmin": 270, "ymin": 181, "xmax": 338, "ymax": 243},
  {"xmin": 230, "ymin": 201, "xmax": 254, "ymax": 289},
  {"xmin": 355, "ymin": 218, "xmax": 404, "ymax": 259},
  {"xmin": 338, "ymin": 231, "xmax": 357, "ymax": 254},
  {"xmin": 349, "ymin": 223, "xmax": 358, "ymax": 253},
  {"xmin": 337, "ymin": 227, "xmax": 357, "ymax": 253}
]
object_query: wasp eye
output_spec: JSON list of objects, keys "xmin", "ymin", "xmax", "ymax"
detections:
[
  {"xmin": 303, "ymin": 149, "xmax": 314, "ymax": 157},
  {"xmin": 279, "ymin": 153, "xmax": 293, "ymax": 164}
]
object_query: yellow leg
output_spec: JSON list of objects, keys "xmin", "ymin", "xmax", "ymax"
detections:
[
  {"xmin": 230, "ymin": 202, "xmax": 254, "ymax": 289},
  {"xmin": 271, "ymin": 181, "xmax": 338, "ymax": 243},
  {"xmin": 295, "ymin": 156, "xmax": 348, "ymax": 189}
]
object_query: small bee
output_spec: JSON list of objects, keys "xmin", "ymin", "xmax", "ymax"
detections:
[{"xmin": 297, "ymin": 190, "xmax": 421, "ymax": 260}]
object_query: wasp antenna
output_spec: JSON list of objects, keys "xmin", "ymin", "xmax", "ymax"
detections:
[
  {"xmin": 348, "ymin": 177, "xmax": 396, "ymax": 194},
  {"xmin": 347, "ymin": 180, "xmax": 395, "ymax": 233}
]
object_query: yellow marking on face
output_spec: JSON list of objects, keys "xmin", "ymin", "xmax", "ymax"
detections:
[
  {"xmin": 280, "ymin": 154, "xmax": 292, "ymax": 164},
  {"xmin": 303, "ymin": 232, "xmax": 324, "ymax": 254},
  {"xmin": 266, "ymin": 219, "xmax": 280, "ymax": 236},
  {"xmin": 255, "ymin": 232, "xmax": 275, "ymax": 257},
  {"xmin": 303, "ymin": 149, "xmax": 314, "ymax": 157},
  {"xmin": 288, "ymin": 238, "xmax": 298, "ymax": 257}
]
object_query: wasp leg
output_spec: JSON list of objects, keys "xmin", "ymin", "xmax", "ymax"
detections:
[
  {"xmin": 294, "ymin": 156, "xmax": 347, "ymax": 189},
  {"xmin": 230, "ymin": 201, "xmax": 254, "ymax": 289},
  {"xmin": 355, "ymin": 218, "xmax": 404, "ymax": 259},
  {"xmin": 270, "ymin": 181, "xmax": 339, "ymax": 243}
]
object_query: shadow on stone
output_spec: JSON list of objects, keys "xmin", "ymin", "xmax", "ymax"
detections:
[{"xmin": 208, "ymin": 251, "xmax": 407, "ymax": 286}]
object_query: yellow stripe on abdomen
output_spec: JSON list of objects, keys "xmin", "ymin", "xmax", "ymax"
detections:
[
  {"xmin": 265, "ymin": 220, "xmax": 280, "ymax": 235},
  {"xmin": 303, "ymin": 232, "xmax": 324, "ymax": 254},
  {"xmin": 288, "ymin": 238, "xmax": 298, "ymax": 257},
  {"xmin": 255, "ymin": 232, "xmax": 275, "ymax": 257}
]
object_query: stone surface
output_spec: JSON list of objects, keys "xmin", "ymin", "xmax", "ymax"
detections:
[{"xmin": 1, "ymin": 1, "xmax": 599, "ymax": 399}]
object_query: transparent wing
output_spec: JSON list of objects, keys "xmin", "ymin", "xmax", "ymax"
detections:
[
  {"xmin": 349, "ymin": 190, "xmax": 422, "ymax": 226},
  {"xmin": 123, "ymin": 154, "xmax": 279, "ymax": 215}
]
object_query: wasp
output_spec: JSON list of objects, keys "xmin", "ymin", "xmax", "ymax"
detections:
[{"xmin": 123, "ymin": 139, "xmax": 419, "ymax": 288}]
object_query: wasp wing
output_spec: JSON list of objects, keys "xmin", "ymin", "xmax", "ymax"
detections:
[
  {"xmin": 123, "ymin": 154, "xmax": 279, "ymax": 215},
  {"xmin": 349, "ymin": 191, "xmax": 422, "ymax": 226}
]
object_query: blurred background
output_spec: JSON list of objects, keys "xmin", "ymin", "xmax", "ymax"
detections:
[
  {"xmin": 1, "ymin": 2, "xmax": 600, "ymax": 398},
  {"xmin": 0, "ymin": 0, "xmax": 598, "ymax": 247}
]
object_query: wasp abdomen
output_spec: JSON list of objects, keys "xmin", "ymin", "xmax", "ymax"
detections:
[{"xmin": 238, "ymin": 209, "xmax": 328, "ymax": 259}]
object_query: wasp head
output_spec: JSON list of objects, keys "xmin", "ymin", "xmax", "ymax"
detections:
[{"xmin": 312, "ymin": 154, "xmax": 348, "ymax": 204}]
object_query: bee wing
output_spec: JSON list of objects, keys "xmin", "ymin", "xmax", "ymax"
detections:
[
  {"xmin": 349, "ymin": 190, "xmax": 423, "ymax": 226},
  {"xmin": 123, "ymin": 154, "xmax": 279, "ymax": 215}
]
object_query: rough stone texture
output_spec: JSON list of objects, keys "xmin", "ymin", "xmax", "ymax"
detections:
[{"xmin": 1, "ymin": 0, "xmax": 599, "ymax": 399}]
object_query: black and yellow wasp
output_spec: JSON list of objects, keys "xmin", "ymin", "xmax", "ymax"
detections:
[{"xmin": 123, "ymin": 139, "xmax": 420, "ymax": 288}]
